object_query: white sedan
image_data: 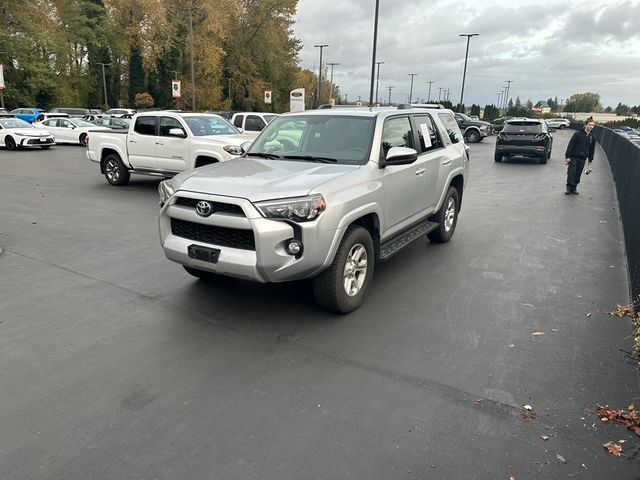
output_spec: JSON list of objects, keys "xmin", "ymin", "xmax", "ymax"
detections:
[
  {"xmin": 33, "ymin": 117, "xmax": 110, "ymax": 145},
  {"xmin": 0, "ymin": 117, "xmax": 55, "ymax": 150}
]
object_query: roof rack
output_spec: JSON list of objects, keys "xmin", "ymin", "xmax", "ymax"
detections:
[{"xmin": 398, "ymin": 103, "xmax": 446, "ymax": 110}]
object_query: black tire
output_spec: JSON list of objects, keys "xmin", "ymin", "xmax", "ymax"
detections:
[
  {"xmin": 79, "ymin": 133, "xmax": 88, "ymax": 146},
  {"xmin": 183, "ymin": 266, "xmax": 223, "ymax": 283},
  {"xmin": 428, "ymin": 186, "xmax": 459, "ymax": 243},
  {"xmin": 313, "ymin": 225, "xmax": 375, "ymax": 314},
  {"xmin": 465, "ymin": 129, "xmax": 480, "ymax": 143},
  {"xmin": 40, "ymin": 145, "xmax": 52, "ymax": 149},
  {"xmin": 539, "ymin": 153, "xmax": 547, "ymax": 164},
  {"xmin": 103, "ymin": 153, "xmax": 130, "ymax": 186},
  {"xmin": 547, "ymin": 148, "xmax": 552, "ymax": 159},
  {"xmin": 494, "ymin": 152, "xmax": 502, "ymax": 162},
  {"xmin": 5, "ymin": 136, "xmax": 17, "ymax": 151},
  {"xmin": 559, "ymin": 125, "xmax": 566, "ymax": 130}
]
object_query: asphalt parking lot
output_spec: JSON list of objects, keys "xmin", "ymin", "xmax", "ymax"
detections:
[{"xmin": 1, "ymin": 131, "xmax": 638, "ymax": 479}]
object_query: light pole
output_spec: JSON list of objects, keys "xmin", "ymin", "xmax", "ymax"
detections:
[
  {"xmin": 438, "ymin": 87, "xmax": 443, "ymax": 101},
  {"xmin": 458, "ymin": 33, "xmax": 479, "ymax": 111},
  {"xmin": 497, "ymin": 91, "xmax": 503, "ymax": 113},
  {"xmin": 314, "ymin": 44, "xmax": 329, "ymax": 108},
  {"xmin": 171, "ymin": 70, "xmax": 180, "ymax": 109},
  {"xmin": 0, "ymin": 51, "xmax": 6, "ymax": 109},
  {"xmin": 188, "ymin": 0, "xmax": 196, "ymax": 111},
  {"xmin": 504, "ymin": 80, "xmax": 514, "ymax": 114},
  {"xmin": 426, "ymin": 81, "xmax": 434, "ymax": 102},
  {"xmin": 374, "ymin": 61, "xmax": 384, "ymax": 105},
  {"xmin": 387, "ymin": 86, "xmax": 394, "ymax": 105},
  {"xmin": 408, "ymin": 73, "xmax": 417, "ymax": 103},
  {"xmin": 368, "ymin": 0, "xmax": 380, "ymax": 106},
  {"xmin": 96, "ymin": 62, "xmax": 111, "ymax": 110},
  {"xmin": 327, "ymin": 62, "xmax": 339, "ymax": 104}
]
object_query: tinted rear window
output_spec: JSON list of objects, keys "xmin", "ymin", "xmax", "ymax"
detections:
[{"xmin": 503, "ymin": 122, "xmax": 543, "ymax": 133}]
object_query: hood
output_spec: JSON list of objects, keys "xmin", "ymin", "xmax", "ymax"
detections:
[
  {"xmin": 197, "ymin": 133, "xmax": 253, "ymax": 145},
  {"xmin": 173, "ymin": 157, "xmax": 359, "ymax": 202},
  {"xmin": 10, "ymin": 128, "xmax": 52, "ymax": 137}
]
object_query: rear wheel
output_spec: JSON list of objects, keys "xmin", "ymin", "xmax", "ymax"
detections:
[
  {"xmin": 79, "ymin": 133, "xmax": 88, "ymax": 145},
  {"xmin": 313, "ymin": 226, "xmax": 374, "ymax": 314},
  {"xmin": 104, "ymin": 153, "xmax": 130, "ymax": 186},
  {"xmin": 40, "ymin": 145, "xmax": 52, "ymax": 149},
  {"xmin": 494, "ymin": 152, "xmax": 502, "ymax": 162},
  {"xmin": 428, "ymin": 186, "xmax": 459, "ymax": 243},
  {"xmin": 539, "ymin": 152, "xmax": 547, "ymax": 164},
  {"xmin": 5, "ymin": 136, "xmax": 17, "ymax": 151}
]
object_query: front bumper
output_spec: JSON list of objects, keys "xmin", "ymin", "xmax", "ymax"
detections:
[
  {"xmin": 19, "ymin": 136, "xmax": 55, "ymax": 147},
  {"xmin": 159, "ymin": 191, "xmax": 338, "ymax": 283}
]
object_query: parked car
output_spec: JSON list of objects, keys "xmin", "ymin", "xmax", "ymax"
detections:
[
  {"xmin": 86, "ymin": 111, "xmax": 252, "ymax": 186},
  {"xmin": 33, "ymin": 117, "xmax": 110, "ymax": 145},
  {"xmin": 453, "ymin": 112, "xmax": 492, "ymax": 143},
  {"xmin": 158, "ymin": 106, "xmax": 470, "ymax": 313},
  {"xmin": 0, "ymin": 108, "xmax": 14, "ymax": 118},
  {"xmin": 91, "ymin": 117, "xmax": 131, "ymax": 130},
  {"xmin": 0, "ymin": 117, "xmax": 55, "ymax": 150},
  {"xmin": 49, "ymin": 107, "xmax": 91, "ymax": 118},
  {"xmin": 545, "ymin": 118, "xmax": 570, "ymax": 129},
  {"xmin": 34, "ymin": 112, "xmax": 70, "ymax": 123},
  {"xmin": 10, "ymin": 107, "xmax": 44, "ymax": 123},
  {"xmin": 105, "ymin": 108, "xmax": 136, "ymax": 118},
  {"xmin": 495, "ymin": 119, "xmax": 553, "ymax": 164},
  {"xmin": 231, "ymin": 112, "xmax": 279, "ymax": 138},
  {"xmin": 82, "ymin": 114, "xmax": 106, "ymax": 122}
]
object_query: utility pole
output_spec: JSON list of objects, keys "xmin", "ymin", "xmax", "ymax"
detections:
[
  {"xmin": 368, "ymin": 0, "xmax": 380, "ymax": 106},
  {"xmin": 314, "ymin": 44, "xmax": 329, "ymax": 108},
  {"xmin": 171, "ymin": 70, "xmax": 180, "ymax": 110},
  {"xmin": 96, "ymin": 62, "xmax": 111, "ymax": 110},
  {"xmin": 497, "ymin": 91, "xmax": 503, "ymax": 113},
  {"xmin": 387, "ymin": 86, "xmax": 394, "ymax": 105},
  {"xmin": 504, "ymin": 80, "xmax": 514, "ymax": 114},
  {"xmin": 374, "ymin": 61, "xmax": 384, "ymax": 105},
  {"xmin": 458, "ymin": 33, "xmax": 479, "ymax": 111},
  {"xmin": 0, "ymin": 51, "xmax": 6, "ymax": 109},
  {"xmin": 408, "ymin": 73, "xmax": 417, "ymax": 103},
  {"xmin": 327, "ymin": 62, "xmax": 339, "ymax": 104},
  {"xmin": 426, "ymin": 81, "xmax": 434, "ymax": 102},
  {"xmin": 188, "ymin": 0, "xmax": 196, "ymax": 111}
]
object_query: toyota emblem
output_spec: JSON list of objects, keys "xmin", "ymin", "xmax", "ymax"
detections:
[{"xmin": 196, "ymin": 201, "xmax": 213, "ymax": 217}]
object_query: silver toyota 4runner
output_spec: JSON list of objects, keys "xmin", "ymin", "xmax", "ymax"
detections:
[{"xmin": 158, "ymin": 106, "xmax": 469, "ymax": 313}]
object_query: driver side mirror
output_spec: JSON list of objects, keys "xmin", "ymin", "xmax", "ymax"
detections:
[
  {"xmin": 240, "ymin": 140, "xmax": 252, "ymax": 154},
  {"xmin": 380, "ymin": 146, "xmax": 418, "ymax": 167},
  {"xmin": 168, "ymin": 127, "xmax": 187, "ymax": 138}
]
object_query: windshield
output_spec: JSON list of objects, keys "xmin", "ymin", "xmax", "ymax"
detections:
[
  {"xmin": 183, "ymin": 115, "xmax": 240, "ymax": 136},
  {"xmin": 503, "ymin": 122, "xmax": 544, "ymax": 133},
  {"xmin": 457, "ymin": 113, "xmax": 472, "ymax": 121},
  {"xmin": 0, "ymin": 118, "xmax": 32, "ymax": 129},
  {"xmin": 72, "ymin": 119, "xmax": 97, "ymax": 128},
  {"xmin": 247, "ymin": 115, "xmax": 375, "ymax": 165},
  {"xmin": 264, "ymin": 114, "xmax": 278, "ymax": 123}
]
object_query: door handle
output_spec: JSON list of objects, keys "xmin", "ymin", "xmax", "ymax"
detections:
[
  {"xmin": 442, "ymin": 159, "xmax": 452, "ymax": 166},
  {"xmin": 129, "ymin": 138, "xmax": 138, "ymax": 143},
  {"xmin": 415, "ymin": 168, "xmax": 426, "ymax": 176},
  {"xmin": 155, "ymin": 141, "xmax": 164, "ymax": 145}
]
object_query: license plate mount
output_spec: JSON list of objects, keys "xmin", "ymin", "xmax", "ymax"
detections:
[{"xmin": 187, "ymin": 244, "xmax": 220, "ymax": 264}]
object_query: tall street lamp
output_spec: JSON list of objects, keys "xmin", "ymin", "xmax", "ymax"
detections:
[
  {"xmin": 375, "ymin": 61, "xmax": 384, "ymax": 105},
  {"xmin": 504, "ymin": 80, "xmax": 514, "ymax": 114},
  {"xmin": 387, "ymin": 86, "xmax": 394, "ymax": 105},
  {"xmin": 458, "ymin": 33, "xmax": 479, "ymax": 111},
  {"xmin": 368, "ymin": 0, "xmax": 380, "ymax": 106},
  {"xmin": 314, "ymin": 44, "xmax": 329, "ymax": 108},
  {"xmin": 408, "ymin": 73, "xmax": 417, "ymax": 103},
  {"xmin": 96, "ymin": 62, "xmax": 111, "ymax": 110},
  {"xmin": 188, "ymin": 0, "xmax": 196, "ymax": 111},
  {"xmin": 426, "ymin": 81, "xmax": 434, "ymax": 102},
  {"xmin": 0, "ymin": 51, "xmax": 6, "ymax": 109},
  {"xmin": 327, "ymin": 62, "xmax": 339, "ymax": 104}
]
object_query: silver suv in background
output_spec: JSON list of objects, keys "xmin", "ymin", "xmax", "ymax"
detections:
[{"xmin": 159, "ymin": 106, "xmax": 469, "ymax": 313}]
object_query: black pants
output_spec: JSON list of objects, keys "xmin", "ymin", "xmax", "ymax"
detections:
[{"xmin": 566, "ymin": 156, "xmax": 587, "ymax": 190}]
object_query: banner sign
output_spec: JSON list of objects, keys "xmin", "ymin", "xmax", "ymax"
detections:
[
  {"xmin": 0, "ymin": 65, "xmax": 5, "ymax": 90},
  {"xmin": 264, "ymin": 89, "xmax": 272, "ymax": 104},
  {"xmin": 171, "ymin": 80, "xmax": 181, "ymax": 99},
  {"xmin": 289, "ymin": 88, "xmax": 305, "ymax": 112}
]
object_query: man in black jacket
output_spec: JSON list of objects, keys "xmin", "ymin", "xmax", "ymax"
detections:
[{"xmin": 564, "ymin": 118, "xmax": 596, "ymax": 195}]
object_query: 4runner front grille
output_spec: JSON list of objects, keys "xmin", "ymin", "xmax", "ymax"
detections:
[
  {"xmin": 174, "ymin": 197, "xmax": 245, "ymax": 216},
  {"xmin": 171, "ymin": 218, "xmax": 255, "ymax": 251}
]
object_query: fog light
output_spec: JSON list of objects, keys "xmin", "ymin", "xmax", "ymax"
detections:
[{"xmin": 286, "ymin": 239, "xmax": 303, "ymax": 255}]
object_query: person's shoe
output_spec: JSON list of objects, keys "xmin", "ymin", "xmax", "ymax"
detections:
[
  {"xmin": 565, "ymin": 187, "xmax": 572, "ymax": 195},
  {"xmin": 571, "ymin": 189, "xmax": 579, "ymax": 195}
]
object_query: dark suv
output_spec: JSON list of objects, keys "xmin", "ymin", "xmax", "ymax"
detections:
[
  {"xmin": 453, "ymin": 112, "xmax": 492, "ymax": 143},
  {"xmin": 495, "ymin": 119, "xmax": 553, "ymax": 164}
]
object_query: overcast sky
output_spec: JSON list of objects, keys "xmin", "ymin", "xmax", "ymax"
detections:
[{"xmin": 294, "ymin": 0, "xmax": 640, "ymax": 108}]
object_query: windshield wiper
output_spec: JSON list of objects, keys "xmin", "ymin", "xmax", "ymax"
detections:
[
  {"xmin": 282, "ymin": 155, "xmax": 338, "ymax": 163},
  {"xmin": 248, "ymin": 152, "xmax": 283, "ymax": 159}
]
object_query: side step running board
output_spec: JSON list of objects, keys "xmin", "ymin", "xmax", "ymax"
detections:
[{"xmin": 379, "ymin": 220, "xmax": 439, "ymax": 262}]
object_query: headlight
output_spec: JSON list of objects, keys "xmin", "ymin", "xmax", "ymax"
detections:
[
  {"xmin": 223, "ymin": 145, "xmax": 243, "ymax": 155},
  {"xmin": 158, "ymin": 179, "xmax": 175, "ymax": 206},
  {"xmin": 480, "ymin": 125, "xmax": 487, "ymax": 130},
  {"xmin": 254, "ymin": 194, "xmax": 326, "ymax": 222}
]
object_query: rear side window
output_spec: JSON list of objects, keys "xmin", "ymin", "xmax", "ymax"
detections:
[
  {"xmin": 414, "ymin": 115, "xmax": 443, "ymax": 152},
  {"xmin": 437, "ymin": 113, "xmax": 463, "ymax": 144},
  {"xmin": 245, "ymin": 115, "xmax": 266, "ymax": 132},
  {"xmin": 159, "ymin": 117, "xmax": 185, "ymax": 136},
  {"xmin": 134, "ymin": 116, "xmax": 157, "ymax": 135},
  {"xmin": 503, "ymin": 122, "xmax": 543, "ymax": 133},
  {"xmin": 233, "ymin": 115, "xmax": 244, "ymax": 128},
  {"xmin": 381, "ymin": 116, "xmax": 414, "ymax": 156}
]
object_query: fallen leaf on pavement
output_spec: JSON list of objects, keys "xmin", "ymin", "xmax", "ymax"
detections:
[
  {"xmin": 602, "ymin": 441, "xmax": 623, "ymax": 456},
  {"xmin": 596, "ymin": 404, "xmax": 640, "ymax": 437},
  {"xmin": 556, "ymin": 453, "xmax": 567, "ymax": 464},
  {"xmin": 523, "ymin": 404, "xmax": 533, "ymax": 411},
  {"xmin": 540, "ymin": 435, "xmax": 549, "ymax": 441},
  {"xmin": 532, "ymin": 332, "xmax": 545, "ymax": 336}
]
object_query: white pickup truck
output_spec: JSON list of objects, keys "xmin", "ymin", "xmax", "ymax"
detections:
[{"xmin": 86, "ymin": 111, "xmax": 252, "ymax": 186}]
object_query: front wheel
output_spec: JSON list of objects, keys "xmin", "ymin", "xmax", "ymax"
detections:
[
  {"xmin": 494, "ymin": 152, "xmax": 503, "ymax": 162},
  {"xmin": 428, "ymin": 186, "xmax": 459, "ymax": 243},
  {"xmin": 465, "ymin": 129, "xmax": 480, "ymax": 143},
  {"xmin": 313, "ymin": 226, "xmax": 374, "ymax": 314},
  {"xmin": 79, "ymin": 133, "xmax": 88, "ymax": 146},
  {"xmin": 5, "ymin": 136, "xmax": 17, "ymax": 151},
  {"xmin": 104, "ymin": 153, "xmax": 130, "ymax": 186}
]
